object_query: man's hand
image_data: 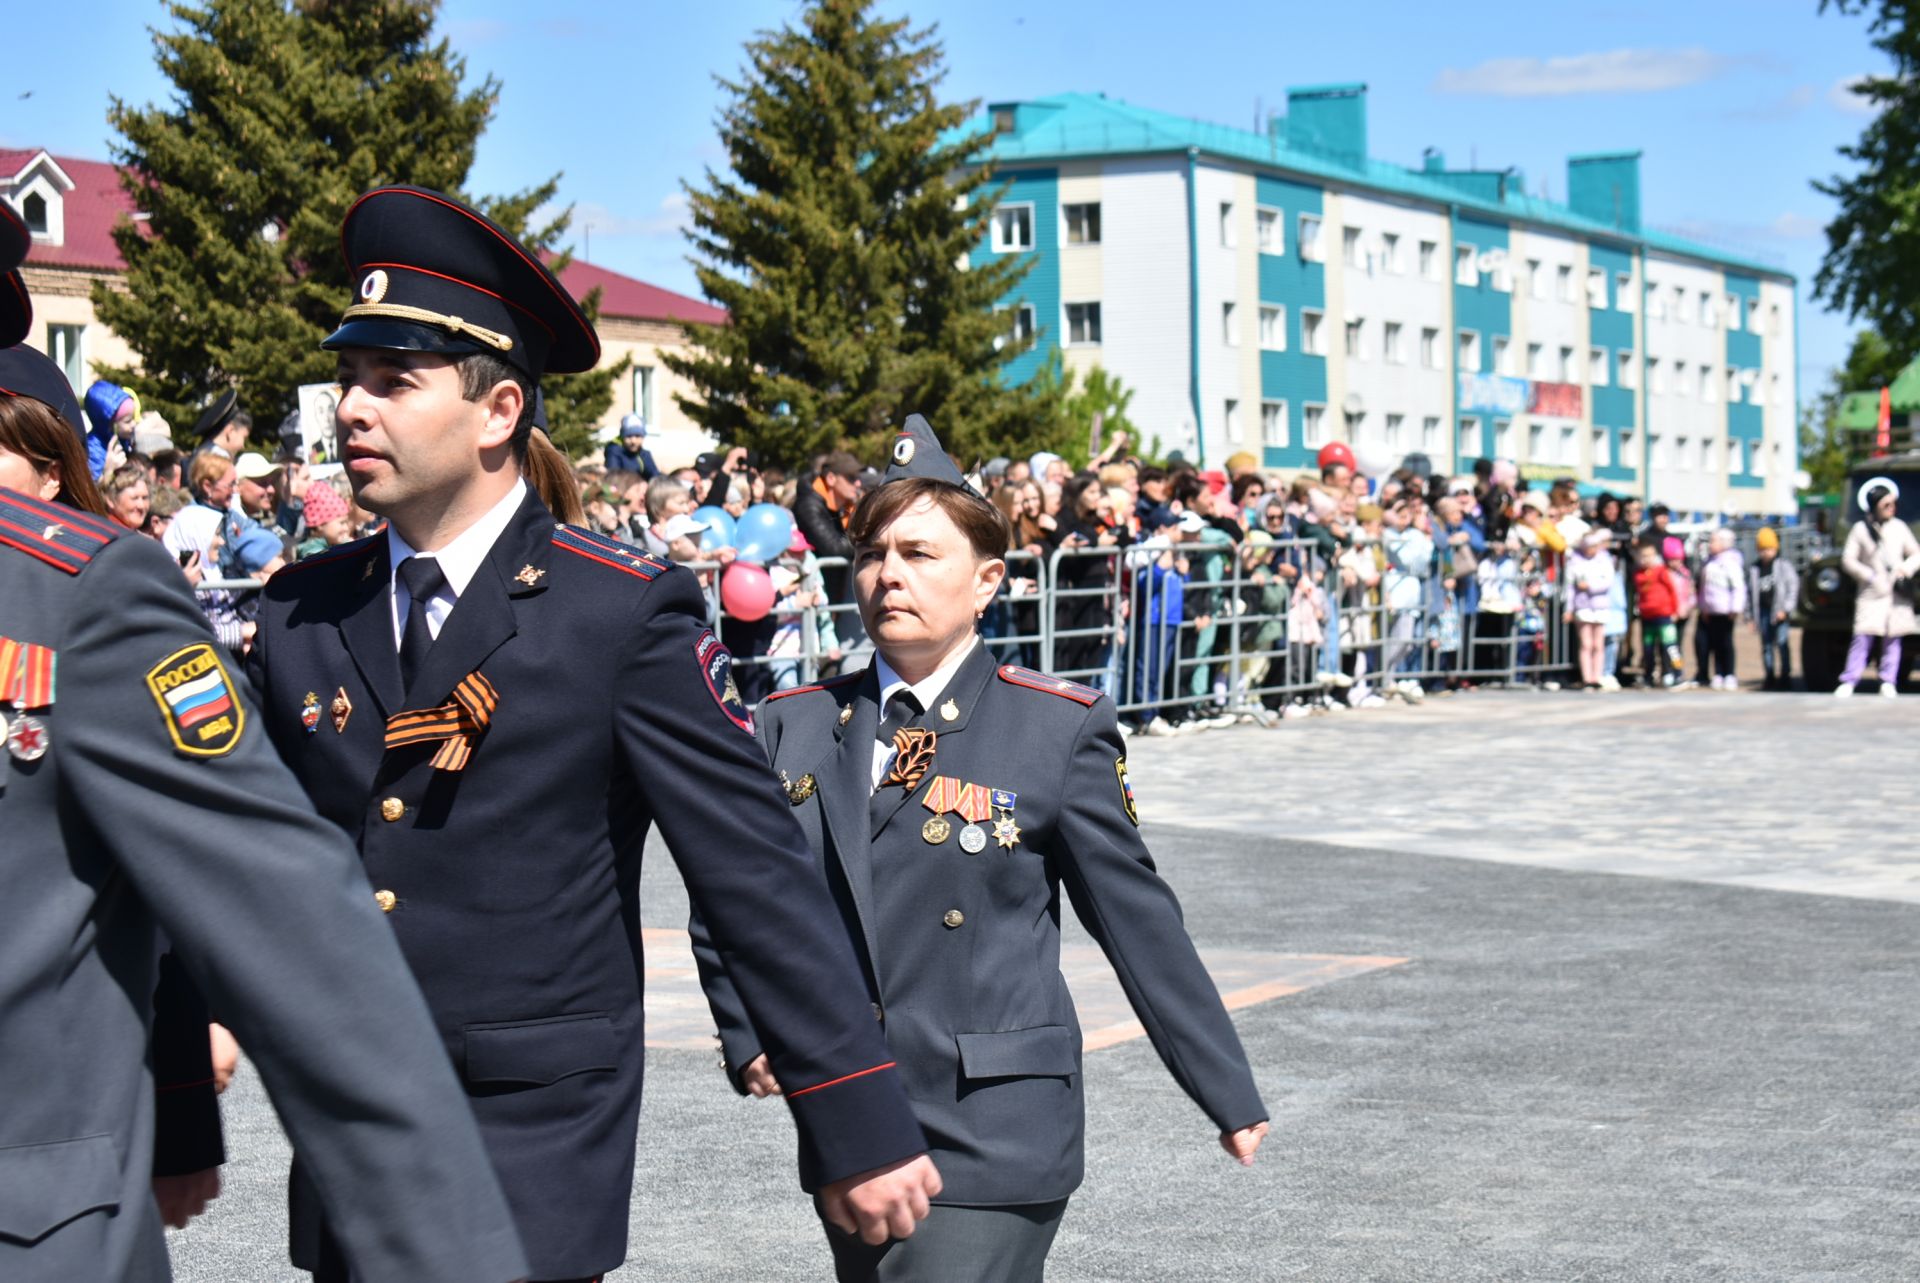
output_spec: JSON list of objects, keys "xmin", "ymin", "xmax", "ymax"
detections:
[
  {"xmin": 820, "ymin": 1154, "xmax": 942, "ymax": 1246},
  {"xmin": 153, "ymin": 1168, "xmax": 221, "ymax": 1229},
  {"xmin": 1219, "ymin": 1121, "xmax": 1270, "ymax": 1166},
  {"xmin": 209, "ymin": 1023, "xmax": 239, "ymax": 1094},
  {"xmin": 725, "ymin": 445, "xmax": 750, "ymax": 471},
  {"xmin": 738, "ymin": 1054, "xmax": 783, "ymax": 1098}
]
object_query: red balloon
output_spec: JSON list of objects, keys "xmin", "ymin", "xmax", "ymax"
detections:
[
  {"xmin": 720, "ymin": 561, "xmax": 776, "ymax": 622},
  {"xmin": 1317, "ymin": 441, "xmax": 1357, "ymax": 472}
]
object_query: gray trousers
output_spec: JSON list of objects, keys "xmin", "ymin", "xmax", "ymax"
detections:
[{"xmin": 820, "ymin": 1198, "xmax": 1070, "ymax": 1283}]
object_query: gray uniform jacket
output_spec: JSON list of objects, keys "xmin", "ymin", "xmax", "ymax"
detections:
[
  {"xmin": 0, "ymin": 488, "xmax": 525, "ymax": 1283},
  {"xmin": 692, "ymin": 641, "xmax": 1268, "ymax": 1206}
]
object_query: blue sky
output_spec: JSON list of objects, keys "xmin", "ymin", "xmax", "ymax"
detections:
[{"xmin": 4, "ymin": 1, "xmax": 1892, "ymax": 401}]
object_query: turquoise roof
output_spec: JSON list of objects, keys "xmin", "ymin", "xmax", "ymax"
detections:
[{"xmin": 957, "ymin": 93, "xmax": 1790, "ymax": 282}]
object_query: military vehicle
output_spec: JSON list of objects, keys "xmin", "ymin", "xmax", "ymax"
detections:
[{"xmin": 1797, "ymin": 419, "xmax": 1920, "ymax": 690}]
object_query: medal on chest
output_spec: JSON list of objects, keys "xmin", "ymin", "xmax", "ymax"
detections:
[{"xmin": 0, "ymin": 637, "xmax": 56, "ymax": 765}]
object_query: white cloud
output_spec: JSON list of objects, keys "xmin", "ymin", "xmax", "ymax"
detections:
[
  {"xmin": 1664, "ymin": 212, "xmax": 1822, "ymax": 248},
  {"xmin": 1434, "ymin": 47, "xmax": 1732, "ymax": 98},
  {"xmin": 1766, "ymin": 211, "xmax": 1824, "ymax": 240},
  {"xmin": 443, "ymin": 17, "xmax": 509, "ymax": 45},
  {"xmin": 571, "ymin": 193, "xmax": 691, "ymax": 239},
  {"xmin": 1829, "ymin": 75, "xmax": 1877, "ymax": 115}
]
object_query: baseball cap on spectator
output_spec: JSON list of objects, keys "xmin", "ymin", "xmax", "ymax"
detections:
[
  {"xmin": 981, "ymin": 457, "xmax": 1011, "ymax": 479},
  {"xmin": 787, "ymin": 527, "xmax": 812, "ymax": 554},
  {"xmin": 1175, "ymin": 511, "xmax": 1206, "ymax": 534},
  {"xmin": 1755, "ymin": 527, "xmax": 1779, "ymax": 550},
  {"xmin": 1662, "ymin": 536, "xmax": 1685, "ymax": 561},
  {"xmin": 693, "ymin": 452, "xmax": 723, "ymax": 478},
  {"xmin": 1446, "ymin": 476, "xmax": 1476, "ymax": 497},
  {"xmin": 1223, "ymin": 451, "xmax": 1258, "ymax": 478},
  {"xmin": 619, "ymin": 414, "xmax": 647, "ymax": 438},
  {"xmin": 1517, "ymin": 490, "xmax": 1549, "ymax": 515},
  {"xmin": 662, "ymin": 513, "xmax": 711, "ymax": 542},
  {"xmin": 303, "ymin": 484, "xmax": 349, "ymax": 528},
  {"xmin": 1145, "ymin": 504, "xmax": 1180, "ymax": 531},
  {"xmin": 1581, "ymin": 527, "xmax": 1614, "ymax": 551},
  {"xmin": 234, "ymin": 452, "xmax": 281, "ymax": 481}
]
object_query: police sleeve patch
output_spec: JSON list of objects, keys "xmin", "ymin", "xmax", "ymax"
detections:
[
  {"xmin": 694, "ymin": 630, "xmax": 753, "ymax": 734},
  {"xmin": 1115, "ymin": 757, "xmax": 1138, "ymax": 826},
  {"xmin": 145, "ymin": 643, "xmax": 246, "ymax": 757}
]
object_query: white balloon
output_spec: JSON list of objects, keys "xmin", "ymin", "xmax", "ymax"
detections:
[{"xmin": 1354, "ymin": 442, "xmax": 1395, "ymax": 477}]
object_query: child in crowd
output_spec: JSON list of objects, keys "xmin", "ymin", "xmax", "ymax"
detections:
[
  {"xmin": 1567, "ymin": 528, "xmax": 1617, "ymax": 690},
  {"xmin": 1338, "ymin": 504, "xmax": 1385, "ymax": 706},
  {"xmin": 293, "ymin": 482, "xmax": 354, "ymax": 560},
  {"xmin": 1633, "ymin": 543, "xmax": 1685, "ymax": 687},
  {"xmin": 1474, "ymin": 536, "xmax": 1522, "ymax": 682},
  {"xmin": 766, "ymin": 529, "xmax": 841, "ymax": 691},
  {"xmin": 1663, "ymin": 536, "xmax": 1699, "ymax": 687},
  {"xmin": 1233, "ymin": 530, "xmax": 1291, "ymax": 723},
  {"xmin": 1285, "ymin": 564, "xmax": 1329, "ymax": 717}
]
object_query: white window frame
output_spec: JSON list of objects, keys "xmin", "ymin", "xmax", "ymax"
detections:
[
  {"xmin": 1526, "ymin": 422, "xmax": 1545, "ymax": 461},
  {"xmin": 1493, "ymin": 335, "xmax": 1513, "ymax": 377},
  {"xmin": 1700, "ymin": 291, "xmax": 1718, "ymax": 328},
  {"xmin": 1063, "ymin": 202, "xmax": 1102, "ymax": 246},
  {"xmin": 47, "ymin": 322, "xmax": 84, "ymax": 391},
  {"xmin": 1457, "ymin": 329, "xmax": 1480, "ymax": 371},
  {"xmin": 1303, "ymin": 403, "xmax": 1328, "ymax": 447},
  {"xmin": 1586, "ymin": 268, "xmax": 1608, "ymax": 310},
  {"xmin": 1494, "ymin": 418, "xmax": 1515, "ymax": 458},
  {"xmin": 1345, "ymin": 317, "xmax": 1366, "ymax": 360},
  {"xmin": 990, "ymin": 202, "xmax": 1035, "ymax": 253},
  {"xmin": 1299, "ymin": 214, "xmax": 1324, "ymax": 263},
  {"xmin": 1556, "ymin": 264, "xmax": 1575, "ymax": 303},
  {"xmin": 1619, "ymin": 429, "xmax": 1636, "ymax": 467},
  {"xmin": 1528, "ymin": 258, "xmax": 1547, "ymax": 300},
  {"xmin": 1222, "ymin": 301, "xmax": 1239, "ymax": 347},
  {"xmin": 1258, "ymin": 304, "xmax": 1286, "ymax": 351},
  {"xmin": 1260, "ymin": 399, "xmax": 1289, "ymax": 448},
  {"xmin": 1421, "ymin": 326, "xmax": 1443, "ymax": 370},
  {"xmin": 1526, "ymin": 342, "xmax": 1545, "ymax": 380},
  {"xmin": 1701, "ymin": 362, "xmax": 1718, "ymax": 403},
  {"xmin": 1558, "ymin": 425, "xmax": 1578, "ymax": 465},
  {"xmin": 1649, "ymin": 357, "xmax": 1666, "ymax": 396},
  {"xmin": 1422, "ymin": 416, "xmax": 1442, "ymax": 452},
  {"xmin": 1301, "ymin": 308, "xmax": 1327, "ymax": 356},
  {"xmin": 1343, "ymin": 226, "xmax": 1364, "ymax": 269},
  {"xmin": 1381, "ymin": 231, "xmax": 1402, "ymax": 274},
  {"xmin": 1418, "ymin": 239, "xmax": 1439, "ymax": 280},
  {"xmin": 1224, "ymin": 398, "xmax": 1242, "ymax": 442},
  {"xmin": 1559, "ymin": 346, "xmax": 1576, "ymax": 383},
  {"xmin": 1589, "ymin": 347, "xmax": 1608, "ymax": 387},
  {"xmin": 1386, "ymin": 412, "xmax": 1405, "ymax": 450},
  {"xmin": 1065, "ymin": 301, "xmax": 1102, "ymax": 346},
  {"xmin": 1725, "ymin": 294, "xmax": 1740, "ymax": 331},
  {"xmin": 1455, "ymin": 244, "xmax": 1478, "ymax": 287},
  {"xmin": 1009, "ymin": 304, "xmax": 1036, "ymax": 349},
  {"xmin": 1255, "ymin": 206, "xmax": 1281, "ymax": 253},
  {"xmin": 1647, "ymin": 288, "xmax": 1666, "ymax": 321},
  {"xmin": 1219, "ymin": 201, "xmax": 1236, "ymax": 248},
  {"xmin": 1591, "ymin": 427, "xmax": 1609, "ymax": 467},
  {"xmin": 1383, "ymin": 321, "xmax": 1405, "ymax": 365},
  {"xmin": 1616, "ymin": 272, "xmax": 1635, "ymax": 314},
  {"xmin": 1676, "ymin": 436, "xmax": 1692, "ymax": 471},
  {"xmin": 1458, "ymin": 418, "xmax": 1481, "ymax": 460}
]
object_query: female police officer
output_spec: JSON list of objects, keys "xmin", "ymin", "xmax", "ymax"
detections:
[{"xmin": 693, "ymin": 416, "xmax": 1268, "ymax": 1282}]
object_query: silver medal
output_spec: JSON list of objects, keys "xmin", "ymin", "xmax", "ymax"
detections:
[{"xmin": 958, "ymin": 823, "xmax": 987, "ymax": 854}]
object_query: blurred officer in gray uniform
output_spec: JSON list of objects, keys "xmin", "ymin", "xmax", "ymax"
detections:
[
  {"xmin": 0, "ymin": 200, "xmax": 528, "ymax": 1283},
  {"xmin": 692, "ymin": 415, "xmax": 1269, "ymax": 1282}
]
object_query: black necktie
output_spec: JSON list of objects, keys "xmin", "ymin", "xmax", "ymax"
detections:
[
  {"xmin": 877, "ymin": 689, "xmax": 923, "ymax": 747},
  {"xmin": 397, "ymin": 555, "xmax": 449, "ymax": 690}
]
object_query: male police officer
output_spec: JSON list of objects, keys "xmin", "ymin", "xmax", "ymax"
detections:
[
  {"xmin": 0, "ymin": 204, "xmax": 528, "ymax": 1283},
  {"xmin": 248, "ymin": 186, "xmax": 938, "ymax": 1282}
]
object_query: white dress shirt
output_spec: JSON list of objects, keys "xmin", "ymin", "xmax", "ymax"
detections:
[
  {"xmin": 869, "ymin": 638, "xmax": 979, "ymax": 792},
  {"xmin": 386, "ymin": 478, "xmax": 528, "ymax": 647}
]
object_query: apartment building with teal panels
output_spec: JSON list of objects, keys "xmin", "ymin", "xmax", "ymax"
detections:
[{"xmin": 960, "ymin": 85, "xmax": 1798, "ymax": 516}]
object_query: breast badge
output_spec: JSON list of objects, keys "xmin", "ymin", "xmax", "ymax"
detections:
[
  {"xmin": 330, "ymin": 687, "xmax": 354, "ymax": 734},
  {"xmin": 301, "ymin": 690, "xmax": 322, "ymax": 734},
  {"xmin": 782, "ymin": 771, "xmax": 818, "ymax": 805}
]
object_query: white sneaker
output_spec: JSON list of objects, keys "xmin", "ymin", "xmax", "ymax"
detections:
[
  {"xmin": 1355, "ymin": 694, "xmax": 1386, "ymax": 709},
  {"xmin": 1145, "ymin": 716, "xmax": 1178, "ymax": 736},
  {"xmin": 1880, "ymin": 682, "xmax": 1899, "ymax": 699},
  {"xmin": 1834, "ymin": 683, "xmax": 1854, "ymax": 698},
  {"xmin": 1118, "ymin": 721, "xmax": 1134, "ymax": 738},
  {"xmin": 1205, "ymin": 712, "xmax": 1238, "ymax": 729},
  {"xmin": 1599, "ymin": 674, "xmax": 1621, "ymax": 691},
  {"xmin": 1400, "ymin": 680, "xmax": 1426, "ymax": 704},
  {"xmin": 1282, "ymin": 703, "xmax": 1312, "ymax": 720},
  {"xmin": 1317, "ymin": 670, "xmax": 1354, "ymax": 688}
]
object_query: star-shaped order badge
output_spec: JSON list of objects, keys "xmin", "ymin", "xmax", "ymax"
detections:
[{"xmin": 992, "ymin": 814, "xmax": 1021, "ymax": 850}]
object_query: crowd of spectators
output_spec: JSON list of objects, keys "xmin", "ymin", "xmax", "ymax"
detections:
[{"xmin": 84, "ymin": 390, "xmax": 1814, "ymax": 723}]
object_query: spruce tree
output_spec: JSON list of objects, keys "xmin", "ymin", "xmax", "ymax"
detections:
[
  {"xmin": 665, "ymin": 0, "xmax": 1059, "ymax": 469},
  {"xmin": 94, "ymin": 0, "xmax": 615, "ymax": 449}
]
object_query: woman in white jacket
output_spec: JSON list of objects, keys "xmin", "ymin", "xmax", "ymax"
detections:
[{"xmin": 1836, "ymin": 476, "xmax": 1920, "ymax": 697}]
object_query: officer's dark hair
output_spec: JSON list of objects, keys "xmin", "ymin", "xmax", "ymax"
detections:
[
  {"xmin": 849, "ymin": 477, "xmax": 1010, "ymax": 563},
  {"xmin": 0, "ymin": 396, "xmax": 110, "ymax": 516},
  {"xmin": 454, "ymin": 351, "xmax": 584, "ymax": 525}
]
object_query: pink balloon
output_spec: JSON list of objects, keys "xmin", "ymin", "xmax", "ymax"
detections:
[{"xmin": 720, "ymin": 561, "xmax": 776, "ymax": 622}]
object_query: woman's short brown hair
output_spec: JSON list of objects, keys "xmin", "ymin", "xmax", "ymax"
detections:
[
  {"xmin": 0, "ymin": 395, "xmax": 108, "ymax": 515},
  {"xmin": 849, "ymin": 478, "xmax": 1010, "ymax": 562},
  {"xmin": 189, "ymin": 450, "xmax": 233, "ymax": 493}
]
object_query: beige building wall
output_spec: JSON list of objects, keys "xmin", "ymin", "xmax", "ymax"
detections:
[{"xmin": 18, "ymin": 265, "xmax": 138, "ymax": 396}]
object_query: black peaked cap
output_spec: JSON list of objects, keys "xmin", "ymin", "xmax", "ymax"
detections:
[
  {"xmin": 0, "ymin": 200, "xmax": 31, "ymax": 349},
  {"xmin": 321, "ymin": 186, "xmax": 600, "ymax": 379},
  {"xmin": 0, "ymin": 344, "xmax": 85, "ymax": 437}
]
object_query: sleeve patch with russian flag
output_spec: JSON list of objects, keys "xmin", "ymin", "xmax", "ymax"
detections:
[
  {"xmin": 145, "ymin": 643, "xmax": 246, "ymax": 758},
  {"xmin": 694, "ymin": 629, "xmax": 753, "ymax": 733}
]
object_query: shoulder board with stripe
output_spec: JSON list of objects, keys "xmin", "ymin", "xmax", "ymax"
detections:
[
  {"xmin": 270, "ymin": 534, "xmax": 381, "ymax": 578},
  {"xmin": 0, "ymin": 488, "xmax": 123, "ymax": 575},
  {"xmin": 551, "ymin": 525, "xmax": 668, "ymax": 581},
  {"xmin": 762, "ymin": 671, "xmax": 864, "ymax": 703},
  {"xmin": 997, "ymin": 665, "xmax": 1100, "ymax": 706}
]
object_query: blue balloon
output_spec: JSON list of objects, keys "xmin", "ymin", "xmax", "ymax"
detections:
[
  {"xmin": 734, "ymin": 503, "xmax": 796, "ymax": 565},
  {"xmin": 693, "ymin": 506, "xmax": 736, "ymax": 551}
]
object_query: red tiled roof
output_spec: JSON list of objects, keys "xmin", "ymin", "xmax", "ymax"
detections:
[
  {"xmin": 546, "ymin": 253, "xmax": 727, "ymax": 326},
  {"xmin": 1, "ymin": 151, "xmax": 140, "ymax": 274}
]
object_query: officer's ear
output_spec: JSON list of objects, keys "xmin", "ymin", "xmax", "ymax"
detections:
[
  {"xmin": 475, "ymin": 378, "xmax": 524, "ymax": 452},
  {"xmin": 972, "ymin": 554, "xmax": 1006, "ymax": 616},
  {"xmin": 37, "ymin": 456, "xmax": 62, "ymax": 502}
]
